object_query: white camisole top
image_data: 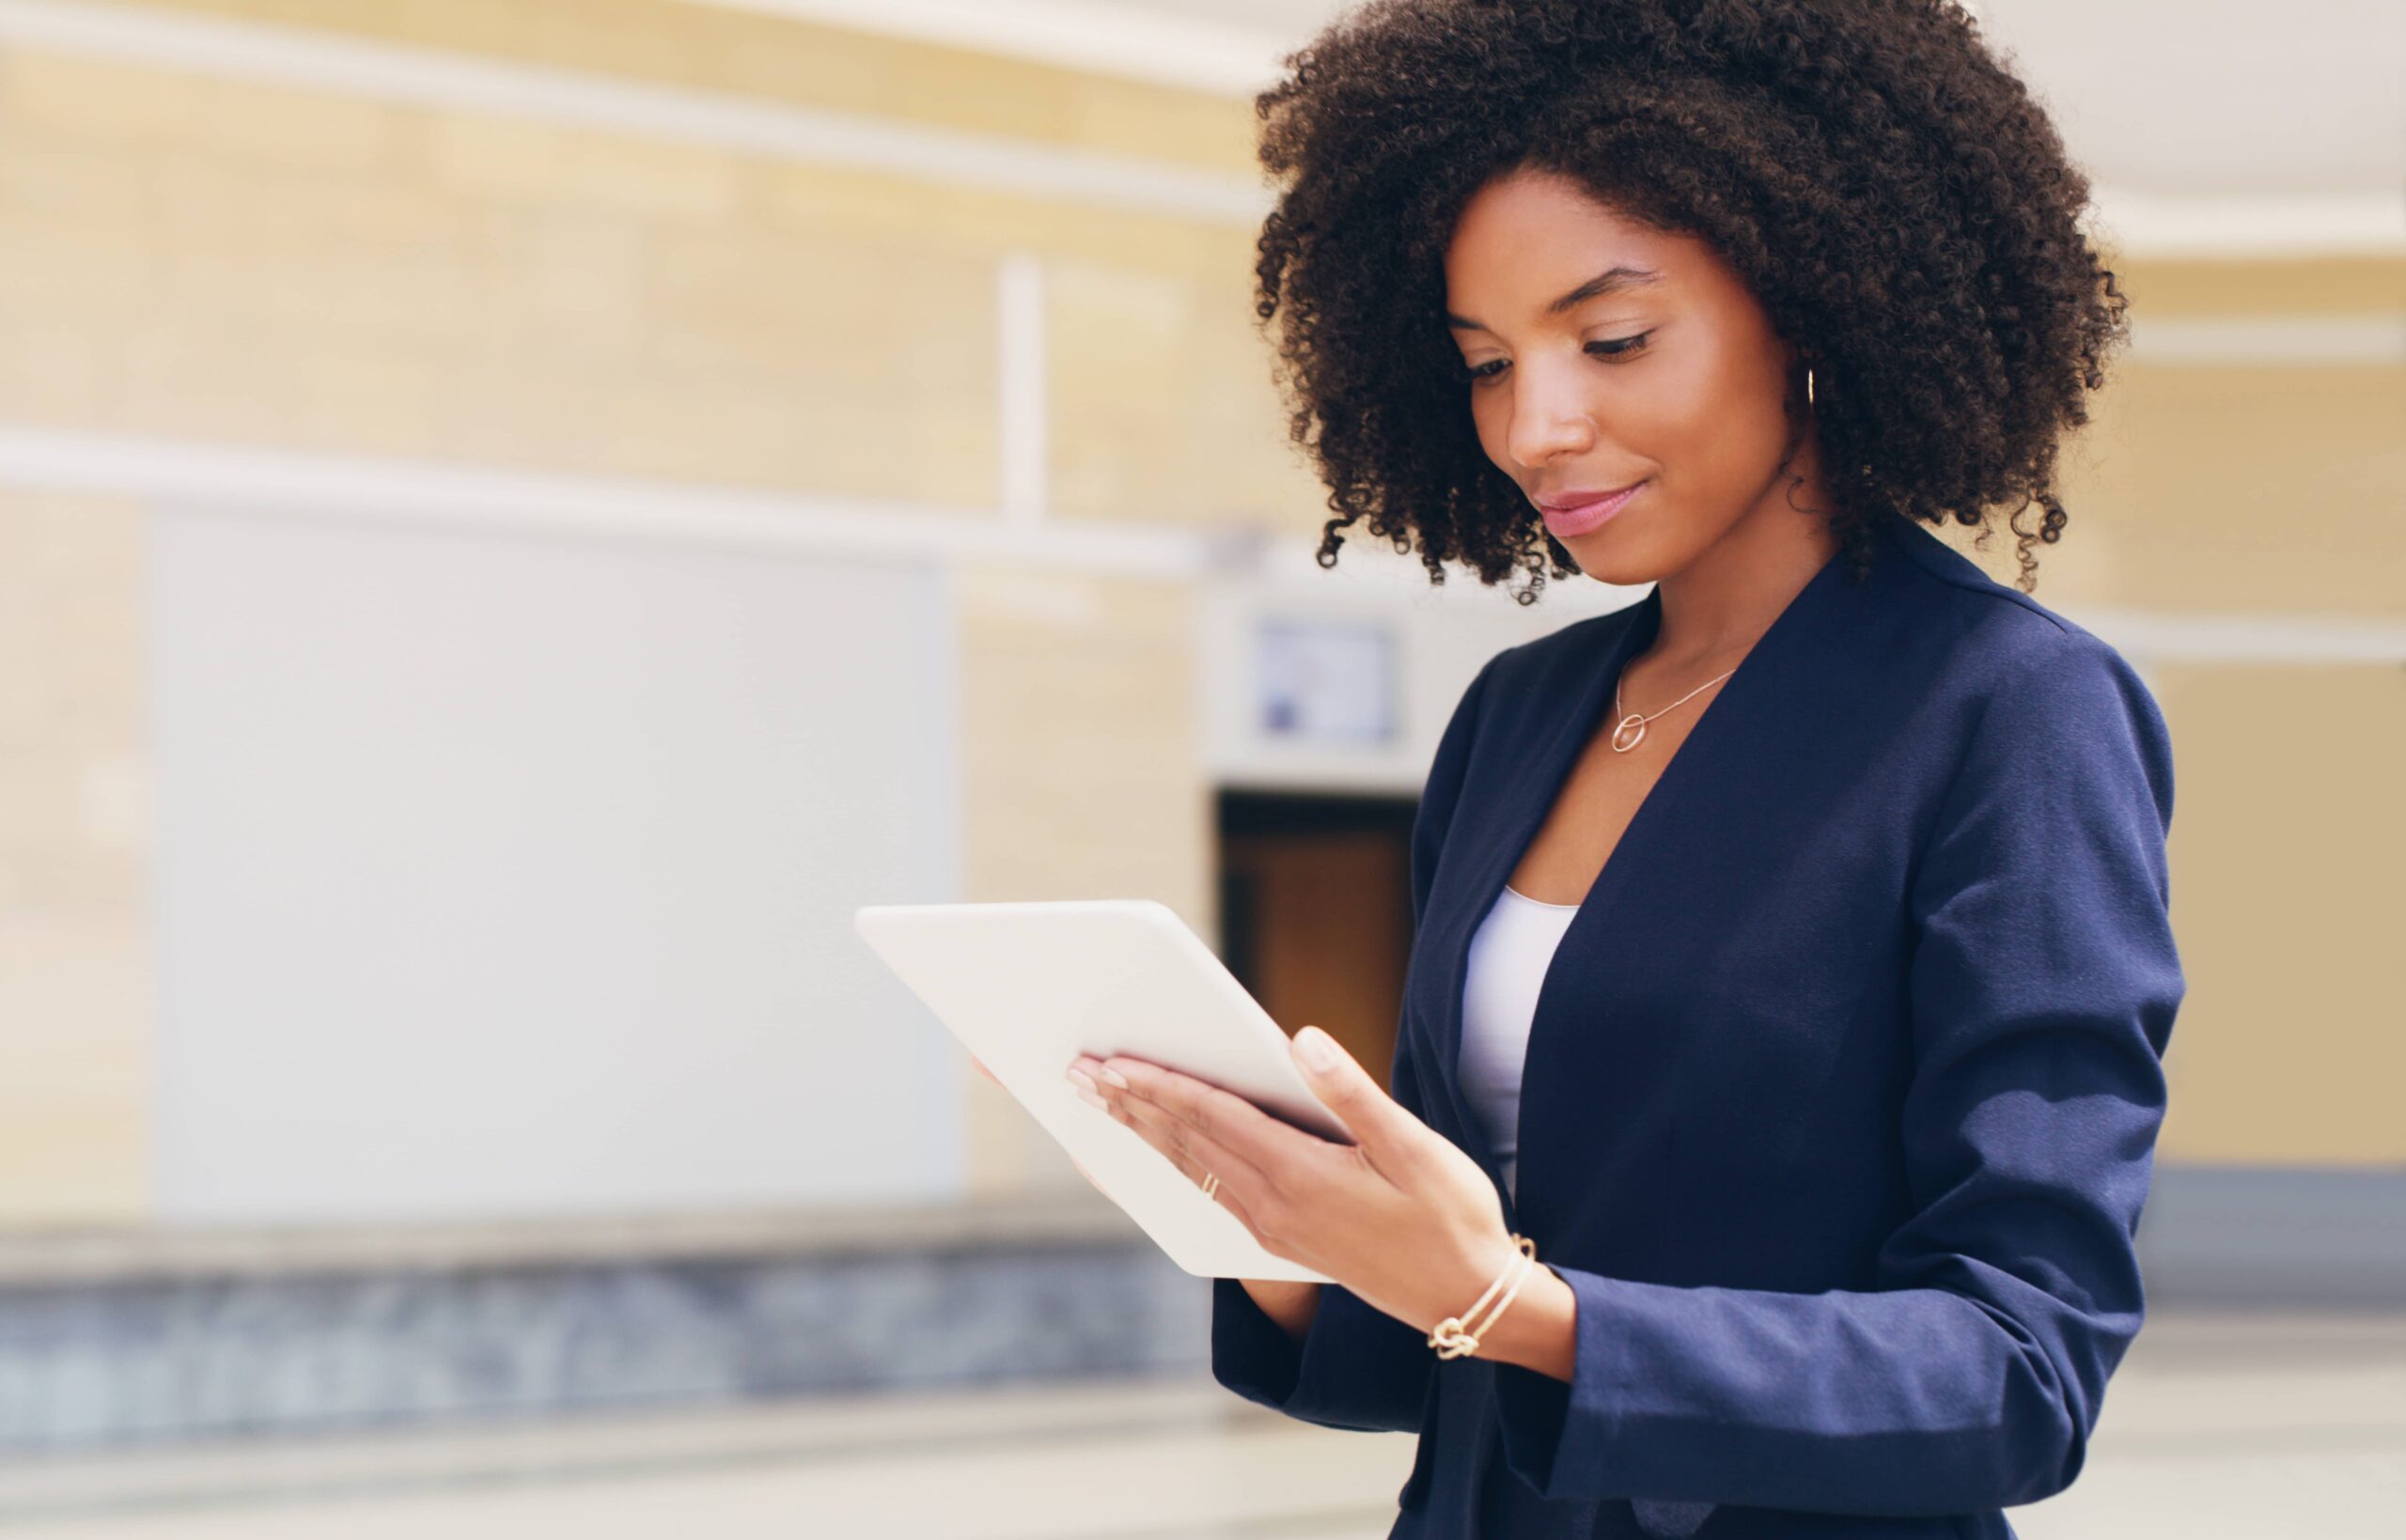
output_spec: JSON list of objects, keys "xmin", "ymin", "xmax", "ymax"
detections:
[{"xmin": 1457, "ymin": 882, "xmax": 1582, "ymax": 1204}]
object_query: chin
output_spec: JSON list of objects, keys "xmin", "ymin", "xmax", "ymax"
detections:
[{"xmin": 1563, "ymin": 529, "xmax": 1668, "ymax": 588}]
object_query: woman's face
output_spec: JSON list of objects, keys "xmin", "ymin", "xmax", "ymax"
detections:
[{"xmin": 1443, "ymin": 165, "xmax": 1813, "ymax": 586}]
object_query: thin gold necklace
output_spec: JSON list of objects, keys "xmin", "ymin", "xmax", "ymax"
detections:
[{"xmin": 1610, "ymin": 664, "xmax": 1735, "ymax": 753}]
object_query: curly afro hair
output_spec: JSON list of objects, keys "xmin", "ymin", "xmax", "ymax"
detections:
[{"xmin": 1251, "ymin": 0, "xmax": 2131, "ymax": 602}]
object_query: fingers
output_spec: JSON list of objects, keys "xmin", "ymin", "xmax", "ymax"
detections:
[
  {"xmin": 1068, "ymin": 1055, "xmax": 1281, "ymax": 1237},
  {"xmin": 1104, "ymin": 1089, "xmax": 1272, "ymax": 1237},
  {"xmin": 1081, "ymin": 1051, "xmax": 1330, "ymax": 1185}
]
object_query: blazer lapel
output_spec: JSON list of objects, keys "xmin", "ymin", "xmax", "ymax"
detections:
[
  {"xmin": 1415, "ymin": 586, "xmax": 1661, "ymax": 1225},
  {"xmin": 1414, "ymin": 530, "xmax": 1872, "ymax": 1229}
]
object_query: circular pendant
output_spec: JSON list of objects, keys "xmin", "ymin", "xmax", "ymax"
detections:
[{"xmin": 1610, "ymin": 712, "xmax": 1648, "ymax": 753}]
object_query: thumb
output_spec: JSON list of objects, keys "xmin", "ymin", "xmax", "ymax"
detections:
[{"xmin": 1291, "ymin": 1026, "xmax": 1411, "ymax": 1151}]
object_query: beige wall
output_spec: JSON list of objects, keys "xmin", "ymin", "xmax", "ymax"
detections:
[
  {"xmin": 0, "ymin": 0, "xmax": 2397, "ymax": 1225},
  {"xmin": 2148, "ymin": 662, "xmax": 2405, "ymax": 1165},
  {"xmin": 0, "ymin": 491, "xmax": 149, "ymax": 1224},
  {"xmin": 952, "ymin": 566, "xmax": 1216, "ymax": 1193},
  {"xmin": 2061, "ymin": 362, "xmax": 2405, "ymax": 614},
  {"xmin": 0, "ymin": 39, "xmax": 1307, "ymax": 518}
]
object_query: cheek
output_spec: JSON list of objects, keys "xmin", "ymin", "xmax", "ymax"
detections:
[
  {"xmin": 1647, "ymin": 351, "xmax": 1788, "ymax": 494},
  {"xmin": 1629, "ymin": 353, "xmax": 1722, "ymax": 466}
]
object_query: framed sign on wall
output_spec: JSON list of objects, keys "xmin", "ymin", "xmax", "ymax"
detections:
[{"xmin": 1255, "ymin": 615, "xmax": 1399, "ymax": 747}]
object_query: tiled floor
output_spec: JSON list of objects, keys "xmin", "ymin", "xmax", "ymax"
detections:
[{"xmin": 0, "ymin": 1311, "xmax": 2396, "ymax": 1538}]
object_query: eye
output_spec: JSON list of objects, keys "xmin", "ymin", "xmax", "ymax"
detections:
[
  {"xmin": 1459, "ymin": 332, "xmax": 1653, "ymax": 385},
  {"xmin": 1586, "ymin": 331, "xmax": 1652, "ymax": 360}
]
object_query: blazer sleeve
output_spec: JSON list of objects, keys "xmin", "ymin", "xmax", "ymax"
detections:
[
  {"xmin": 1490, "ymin": 628, "xmax": 2188, "ymax": 1515},
  {"xmin": 1209, "ymin": 650, "xmax": 1502, "ymax": 1433}
]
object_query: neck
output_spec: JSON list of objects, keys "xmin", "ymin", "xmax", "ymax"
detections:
[{"xmin": 1649, "ymin": 494, "xmax": 1843, "ymax": 665}]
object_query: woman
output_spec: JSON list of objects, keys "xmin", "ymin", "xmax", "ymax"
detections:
[{"xmin": 1062, "ymin": 2, "xmax": 2183, "ymax": 1535}]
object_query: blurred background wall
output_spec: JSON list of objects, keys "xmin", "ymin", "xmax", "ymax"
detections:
[{"xmin": 0, "ymin": 0, "xmax": 2397, "ymax": 1463}]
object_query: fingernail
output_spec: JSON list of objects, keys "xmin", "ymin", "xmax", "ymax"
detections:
[
  {"xmin": 1075, "ymin": 1087, "xmax": 1110, "ymax": 1112},
  {"xmin": 1067, "ymin": 1066, "xmax": 1097, "ymax": 1095},
  {"xmin": 1098, "ymin": 1065, "xmax": 1130, "ymax": 1089},
  {"xmin": 1295, "ymin": 1026, "xmax": 1338, "ymax": 1070}
]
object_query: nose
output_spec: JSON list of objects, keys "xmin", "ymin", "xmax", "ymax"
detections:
[{"xmin": 1504, "ymin": 356, "xmax": 1596, "ymax": 470}]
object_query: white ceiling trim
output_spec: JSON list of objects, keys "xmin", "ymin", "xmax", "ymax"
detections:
[
  {"xmin": 0, "ymin": 0, "xmax": 2393, "ymax": 257},
  {"xmin": 680, "ymin": 0, "xmax": 1295, "ymax": 97},
  {"xmin": 681, "ymin": 0, "xmax": 2000, "ymax": 101}
]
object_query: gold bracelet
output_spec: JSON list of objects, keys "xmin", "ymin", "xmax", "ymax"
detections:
[{"xmin": 1427, "ymin": 1234, "xmax": 1538, "ymax": 1360}]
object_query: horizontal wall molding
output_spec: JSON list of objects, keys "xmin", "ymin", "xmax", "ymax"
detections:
[
  {"xmin": 3, "ymin": 423, "xmax": 2401, "ymax": 659},
  {"xmin": 0, "ymin": 424, "xmax": 1607, "ymax": 613},
  {"xmin": 2086, "ymin": 191, "xmax": 2406, "ymax": 261},
  {"xmin": 2129, "ymin": 313, "xmax": 2406, "ymax": 366},
  {"xmin": 0, "ymin": 0, "xmax": 2398, "ymax": 257},
  {"xmin": 0, "ymin": 424, "xmax": 1226, "ymax": 579},
  {"xmin": 2077, "ymin": 607, "xmax": 2406, "ymax": 666}
]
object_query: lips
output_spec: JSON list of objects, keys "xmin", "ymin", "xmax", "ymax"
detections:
[
  {"xmin": 1537, "ymin": 480, "xmax": 1648, "ymax": 538},
  {"xmin": 1536, "ymin": 481, "xmax": 1645, "ymax": 511}
]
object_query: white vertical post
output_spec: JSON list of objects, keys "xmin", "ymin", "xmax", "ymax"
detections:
[{"xmin": 997, "ymin": 251, "xmax": 1049, "ymax": 529}]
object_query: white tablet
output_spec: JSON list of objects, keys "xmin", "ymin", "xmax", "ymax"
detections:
[{"xmin": 853, "ymin": 898, "xmax": 1352, "ymax": 1283}]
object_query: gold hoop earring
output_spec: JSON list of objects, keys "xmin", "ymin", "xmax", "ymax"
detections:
[{"xmin": 1805, "ymin": 365, "xmax": 1817, "ymax": 408}]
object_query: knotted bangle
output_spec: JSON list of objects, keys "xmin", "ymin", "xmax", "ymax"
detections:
[{"xmin": 1427, "ymin": 1234, "xmax": 1538, "ymax": 1360}]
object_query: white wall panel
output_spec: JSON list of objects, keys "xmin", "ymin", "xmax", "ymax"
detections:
[{"xmin": 147, "ymin": 506, "xmax": 959, "ymax": 1222}]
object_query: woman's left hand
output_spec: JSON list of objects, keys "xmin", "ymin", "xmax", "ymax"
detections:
[{"xmin": 1065, "ymin": 1026, "xmax": 1523, "ymax": 1340}]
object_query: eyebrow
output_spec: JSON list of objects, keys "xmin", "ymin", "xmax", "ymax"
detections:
[{"xmin": 1445, "ymin": 264, "xmax": 1664, "ymax": 332}]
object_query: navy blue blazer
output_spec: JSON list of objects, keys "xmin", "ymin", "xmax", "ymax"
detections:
[{"xmin": 1210, "ymin": 506, "xmax": 2185, "ymax": 1540}]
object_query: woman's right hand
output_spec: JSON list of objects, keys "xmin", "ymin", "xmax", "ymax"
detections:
[{"xmin": 973, "ymin": 1054, "xmax": 1319, "ymax": 1339}]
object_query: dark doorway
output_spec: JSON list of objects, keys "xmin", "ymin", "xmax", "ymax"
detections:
[{"xmin": 1216, "ymin": 790, "xmax": 1420, "ymax": 1090}]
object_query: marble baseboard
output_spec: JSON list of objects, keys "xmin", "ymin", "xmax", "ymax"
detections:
[
  {"xmin": 2138, "ymin": 1163, "xmax": 2406, "ymax": 1308},
  {"xmin": 0, "ymin": 1196, "xmax": 1211, "ymax": 1454}
]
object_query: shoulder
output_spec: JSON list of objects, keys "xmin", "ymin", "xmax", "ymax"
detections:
[
  {"xmin": 1876, "ymin": 516, "xmax": 2175, "ymax": 818},
  {"xmin": 1878, "ymin": 512, "xmax": 2157, "ymax": 713}
]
